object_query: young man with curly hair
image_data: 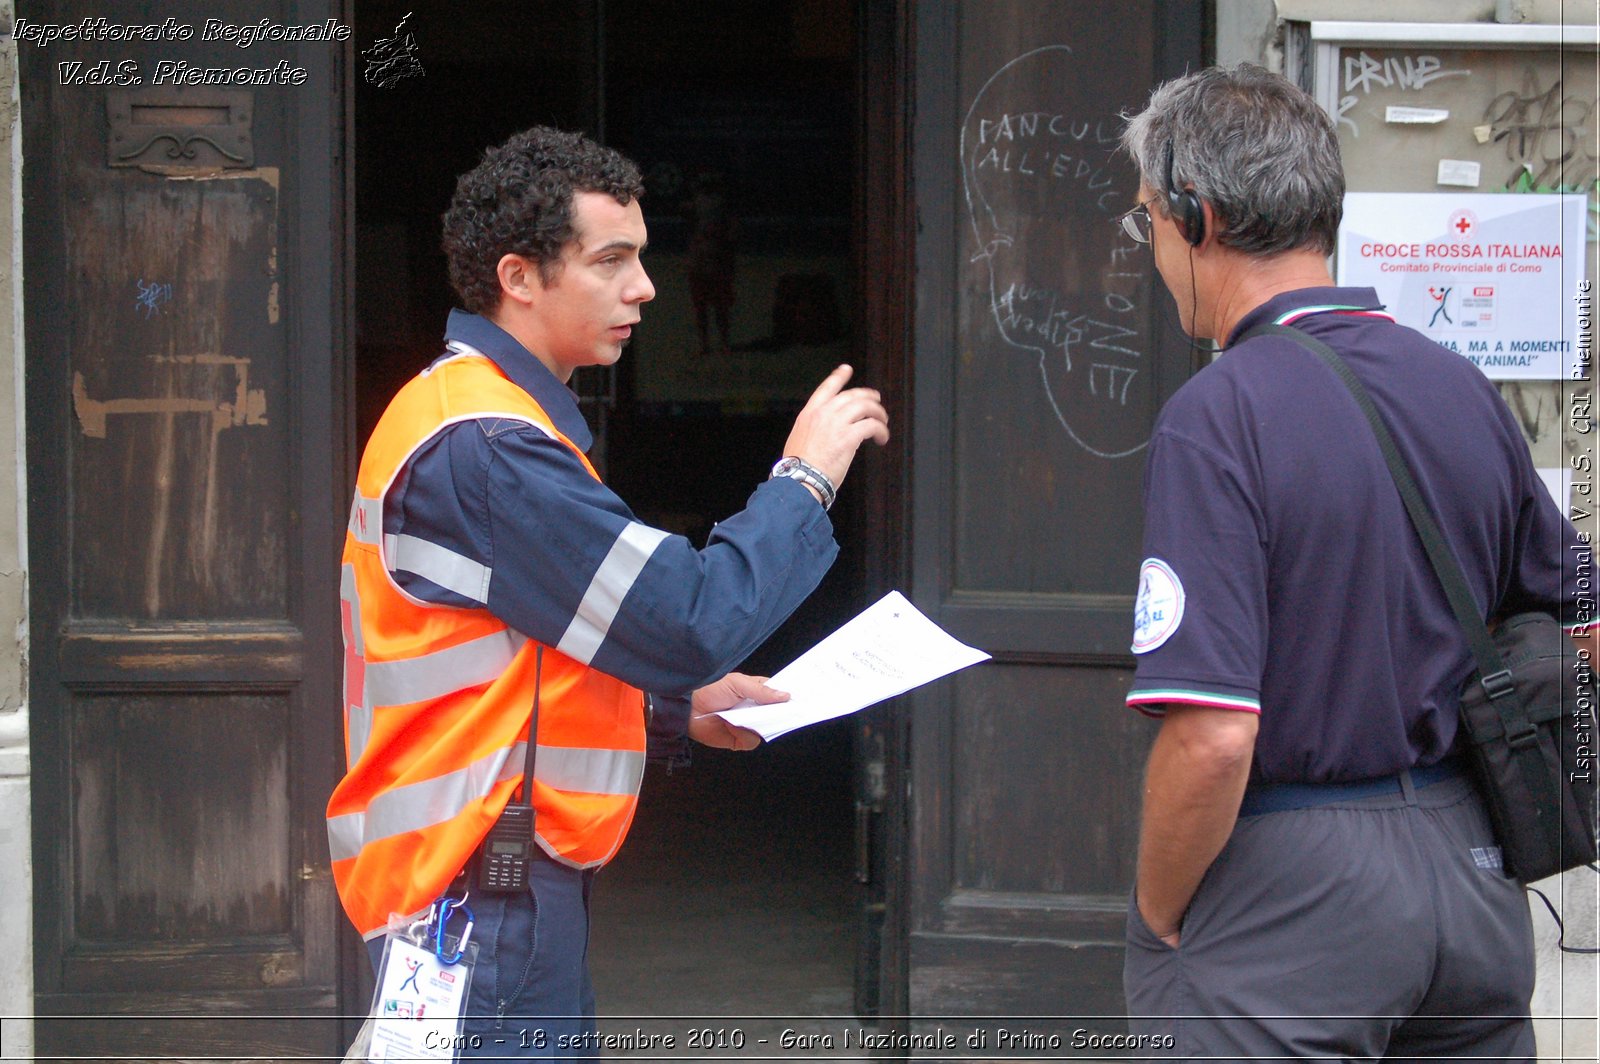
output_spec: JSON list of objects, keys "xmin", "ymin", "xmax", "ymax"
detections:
[{"xmin": 329, "ymin": 127, "xmax": 888, "ymax": 1059}]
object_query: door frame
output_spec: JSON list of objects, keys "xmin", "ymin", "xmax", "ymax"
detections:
[{"xmin": 855, "ymin": 0, "xmax": 917, "ymax": 1025}]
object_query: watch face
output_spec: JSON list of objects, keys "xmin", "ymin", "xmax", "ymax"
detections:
[{"xmin": 772, "ymin": 457, "xmax": 800, "ymax": 477}]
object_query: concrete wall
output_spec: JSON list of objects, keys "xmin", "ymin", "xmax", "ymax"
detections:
[
  {"xmin": 1216, "ymin": 2, "xmax": 1598, "ymax": 1060},
  {"xmin": 0, "ymin": 1, "xmax": 30, "ymax": 1058}
]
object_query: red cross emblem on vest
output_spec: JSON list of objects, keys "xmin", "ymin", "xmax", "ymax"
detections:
[{"xmin": 341, "ymin": 598, "xmax": 366, "ymax": 714}]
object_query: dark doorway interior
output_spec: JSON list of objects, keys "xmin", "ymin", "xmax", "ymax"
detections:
[{"xmin": 352, "ymin": 0, "xmax": 862, "ymax": 1023}]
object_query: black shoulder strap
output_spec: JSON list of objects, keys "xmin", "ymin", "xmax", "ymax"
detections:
[
  {"xmin": 1236, "ymin": 322, "xmax": 1510, "ymax": 692},
  {"xmin": 524, "ymin": 644, "xmax": 542, "ymax": 804}
]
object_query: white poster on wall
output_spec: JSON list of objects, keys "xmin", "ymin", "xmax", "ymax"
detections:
[{"xmin": 1336, "ymin": 192, "xmax": 1588, "ymax": 380}]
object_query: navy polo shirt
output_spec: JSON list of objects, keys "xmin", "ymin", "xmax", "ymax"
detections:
[
  {"xmin": 1127, "ymin": 287, "xmax": 1585, "ymax": 784},
  {"xmin": 381, "ymin": 310, "xmax": 838, "ymax": 756}
]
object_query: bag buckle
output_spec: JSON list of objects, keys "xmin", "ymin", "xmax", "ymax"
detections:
[
  {"xmin": 1479, "ymin": 668, "xmax": 1515, "ymax": 701},
  {"xmin": 1504, "ymin": 719, "xmax": 1540, "ymax": 750}
]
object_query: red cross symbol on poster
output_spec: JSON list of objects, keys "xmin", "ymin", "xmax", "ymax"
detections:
[{"xmin": 1448, "ymin": 208, "xmax": 1477, "ymax": 237}]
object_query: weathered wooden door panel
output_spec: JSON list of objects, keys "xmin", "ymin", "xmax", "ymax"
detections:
[
  {"xmin": 68, "ymin": 176, "xmax": 288, "ymax": 620},
  {"xmin": 900, "ymin": 0, "xmax": 1203, "ymax": 1032},
  {"xmin": 23, "ymin": 0, "xmax": 347, "ymax": 1055}
]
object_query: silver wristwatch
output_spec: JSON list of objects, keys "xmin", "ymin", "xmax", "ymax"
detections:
[{"xmin": 768, "ymin": 456, "xmax": 837, "ymax": 511}]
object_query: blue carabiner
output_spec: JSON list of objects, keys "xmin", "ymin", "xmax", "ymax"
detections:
[{"xmin": 431, "ymin": 893, "xmax": 474, "ymax": 965}]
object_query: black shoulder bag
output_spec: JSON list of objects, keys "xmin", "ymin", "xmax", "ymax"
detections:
[{"xmin": 1240, "ymin": 322, "xmax": 1597, "ymax": 884}]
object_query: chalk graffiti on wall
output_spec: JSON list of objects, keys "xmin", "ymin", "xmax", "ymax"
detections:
[{"xmin": 960, "ymin": 45, "xmax": 1151, "ymax": 459}]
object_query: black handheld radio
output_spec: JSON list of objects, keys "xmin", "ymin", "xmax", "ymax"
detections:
[
  {"xmin": 474, "ymin": 647, "xmax": 541, "ymax": 893},
  {"xmin": 476, "ymin": 804, "xmax": 534, "ymax": 892}
]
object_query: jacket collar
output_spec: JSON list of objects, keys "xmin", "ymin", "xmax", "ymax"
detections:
[
  {"xmin": 443, "ymin": 309, "xmax": 594, "ymax": 451},
  {"xmin": 1225, "ymin": 287, "xmax": 1389, "ymax": 348}
]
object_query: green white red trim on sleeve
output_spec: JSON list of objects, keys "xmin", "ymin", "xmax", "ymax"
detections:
[{"xmin": 1126, "ymin": 688, "xmax": 1263, "ymax": 718}]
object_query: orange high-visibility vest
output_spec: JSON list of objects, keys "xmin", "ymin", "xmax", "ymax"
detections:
[{"xmin": 327, "ymin": 347, "xmax": 646, "ymax": 939}]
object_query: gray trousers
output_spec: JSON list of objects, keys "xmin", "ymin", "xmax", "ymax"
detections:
[{"xmin": 1125, "ymin": 774, "xmax": 1535, "ymax": 1062}]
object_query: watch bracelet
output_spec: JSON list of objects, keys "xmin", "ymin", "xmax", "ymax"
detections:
[{"xmin": 772, "ymin": 457, "xmax": 836, "ymax": 510}]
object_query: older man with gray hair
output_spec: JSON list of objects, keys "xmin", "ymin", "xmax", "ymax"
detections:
[{"xmin": 1116, "ymin": 64, "xmax": 1586, "ymax": 1060}]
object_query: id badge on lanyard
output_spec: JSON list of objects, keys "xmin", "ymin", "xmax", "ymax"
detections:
[{"xmin": 348, "ymin": 894, "xmax": 478, "ymax": 1062}]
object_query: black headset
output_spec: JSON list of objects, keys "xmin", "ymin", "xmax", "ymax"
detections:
[{"xmin": 1163, "ymin": 139, "xmax": 1204, "ymax": 247}]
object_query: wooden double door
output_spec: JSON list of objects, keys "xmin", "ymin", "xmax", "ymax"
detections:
[{"xmin": 22, "ymin": 0, "xmax": 1201, "ymax": 1056}]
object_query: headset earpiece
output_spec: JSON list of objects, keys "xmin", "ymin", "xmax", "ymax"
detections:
[{"xmin": 1164, "ymin": 140, "xmax": 1204, "ymax": 247}]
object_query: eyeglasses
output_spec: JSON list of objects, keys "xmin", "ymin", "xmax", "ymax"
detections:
[{"xmin": 1117, "ymin": 196, "xmax": 1161, "ymax": 244}]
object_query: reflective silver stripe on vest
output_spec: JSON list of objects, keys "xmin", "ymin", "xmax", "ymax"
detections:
[
  {"xmin": 536, "ymin": 745, "xmax": 645, "ymax": 796},
  {"xmin": 384, "ymin": 532, "xmax": 492, "ymax": 603},
  {"xmin": 327, "ymin": 741, "xmax": 523, "ymax": 863},
  {"xmin": 364, "ymin": 628, "xmax": 528, "ymax": 709},
  {"xmin": 347, "ymin": 711, "xmax": 374, "ymax": 770},
  {"xmin": 556, "ymin": 523, "xmax": 672, "ymax": 665},
  {"xmin": 348, "ymin": 494, "xmax": 383, "ymax": 546},
  {"xmin": 327, "ymin": 740, "xmax": 642, "ymax": 864},
  {"xmin": 366, "ymin": 901, "xmax": 434, "ymax": 942},
  {"xmin": 533, "ymin": 832, "xmax": 608, "ymax": 871},
  {"xmin": 444, "ymin": 339, "xmax": 484, "ymax": 362}
]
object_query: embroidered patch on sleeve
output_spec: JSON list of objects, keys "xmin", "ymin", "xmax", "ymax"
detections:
[{"xmin": 1131, "ymin": 558, "xmax": 1185, "ymax": 654}]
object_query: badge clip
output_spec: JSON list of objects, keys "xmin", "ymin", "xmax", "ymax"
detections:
[{"xmin": 426, "ymin": 892, "xmax": 474, "ymax": 965}]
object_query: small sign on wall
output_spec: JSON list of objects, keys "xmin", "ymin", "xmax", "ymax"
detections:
[{"xmin": 1337, "ymin": 192, "xmax": 1588, "ymax": 380}]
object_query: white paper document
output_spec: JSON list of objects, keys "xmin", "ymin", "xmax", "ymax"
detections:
[{"xmin": 714, "ymin": 590, "xmax": 990, "ymax": 741}]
